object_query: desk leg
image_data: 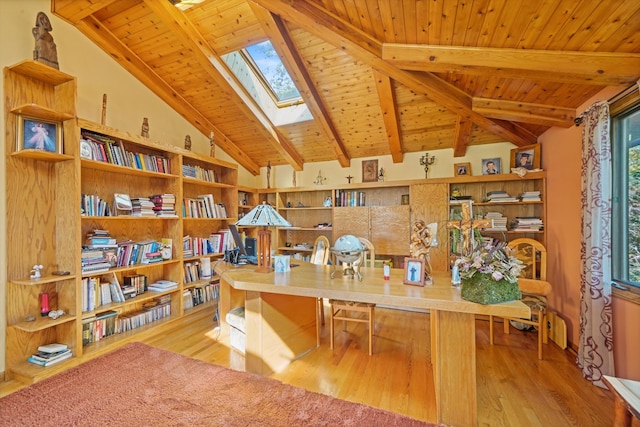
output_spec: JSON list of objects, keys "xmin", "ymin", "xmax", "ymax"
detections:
[
  {"xmin": 431, "ymin": 309, "xmax": 477, "ymax": 426},
  {"xmin": 244, "ymin": 291, "xmax": 317, "ymax": 376}
]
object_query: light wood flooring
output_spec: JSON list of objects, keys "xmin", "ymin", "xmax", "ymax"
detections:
[{"xmin": 1, "ymin": 305, "xmax": 614, "ymax": 426}]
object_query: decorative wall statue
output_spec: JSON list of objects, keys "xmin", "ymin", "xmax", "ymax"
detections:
[
  {"xmin": 184, "ymin": 135, "xmax": 192, "ymax": 150},
  {"xmin": 141, "ymin": 118, "xmax": 149, "ymax": 138},
  {"xmin": 32, "ymin": 12, "xmax": 59, "ymax": 69},
  {"xmin": 209, "ymin": 131, "xmax": 215, "ymax": 157}
]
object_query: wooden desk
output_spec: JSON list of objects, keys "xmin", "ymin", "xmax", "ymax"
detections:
[{"xmin": 217, "ymin": 262, "xmax": 529, "ymax": 426}]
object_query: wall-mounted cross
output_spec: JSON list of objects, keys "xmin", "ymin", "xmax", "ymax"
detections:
[{"xmin": 446, "ymin": 201, "xmax": 492, "ymax": 256}]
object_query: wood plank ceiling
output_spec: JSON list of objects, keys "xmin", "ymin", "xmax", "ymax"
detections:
[{"xmin": 52, "ymin": 0, "xmax": 640, "ymax": 175}]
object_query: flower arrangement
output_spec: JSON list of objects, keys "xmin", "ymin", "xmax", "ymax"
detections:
[{"xmin": 455, "ymin": 240, "xmax": 525, "ymax": 304}]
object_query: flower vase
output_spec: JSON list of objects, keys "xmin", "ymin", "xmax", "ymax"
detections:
[{"xmin": 460, "ymin": 273, "xmax": 522, "ymax": 305}]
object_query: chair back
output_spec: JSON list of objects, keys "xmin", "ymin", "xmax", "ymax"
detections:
[
  {"xmin": 356, "ymin": 237, "xmax": 376, "ymax": 268},
  {"xmin": 507, "ymin": 238, "xmax": 547, "ymax": 280},
  {"xmin": 518, "ymin": 278, "xmax": 552, "ymax": 297},
  {"xmin": 311, "ymin": 235, "xmax": 330, "ymax": 265}
]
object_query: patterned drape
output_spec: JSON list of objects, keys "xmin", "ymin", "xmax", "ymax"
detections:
[{"xmin": 578, "ymin": 100, "xmax": 615, "ymax": 388}]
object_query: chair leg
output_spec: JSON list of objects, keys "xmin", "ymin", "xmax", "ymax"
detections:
[
  {"xmin": 489, "ymin": 315, "xmax": 495, "ymax": 344},
  {"xmin": 329, "ymin": 305, "xmax": 335, "ymax": 350},
  {"xmin": 368, "ymin": 307, "xmax": 374, "ymax": 355}
]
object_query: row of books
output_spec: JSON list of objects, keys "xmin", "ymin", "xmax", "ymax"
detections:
[
  {"xmin": 484, "ymin": 190, "xmax": 518, "ymax": 202},
  {"xmin": 82, "ymin": 296, "xmax": 171, "ymax": 346},
  {"xmin": 81, "ymin": 194, "xmax": 112, "ymax": 217},
  {"xmin": 150, "ymin": 194, "xmax": 178, "ymax": 218},
  {"xmin": 483, "ymin": 212, "xmax": 508, "ymax": 231},
  {"xmin": 27, "ymin": 343, "xmax": 72, "ymax": 367},
  {"xmin": 81, "ymin": 274, "xmax": 146, "ymax": 312},
  {"xmin": 511, "ymin": 216, "xmax": 544, "ymax": 231},
  {"xmin": 335, "ymin": 190, "xmax": 366, "ymax": 207},
  {"xmin": 183, "ymin": 194, "xmax": 228, "ymax": 219},
  {"xmin": 183, "ymin": 280, "xmax": 219, "ymax": 310},
  {"xmin": 182, "ymin": 164, "xmax": 219, "ymax": 182},
  {"xmin": 183, "ymin": 230, "xmax": 233, "ymax": 258},
  {"xmin": 81, "ymin": 131, "xmax": 170, "ymax": 174}
]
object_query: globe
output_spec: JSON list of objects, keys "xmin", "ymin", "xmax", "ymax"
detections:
[{"xmin": 331, "ymin": 234, "xmax": 364, "ymax": 264}]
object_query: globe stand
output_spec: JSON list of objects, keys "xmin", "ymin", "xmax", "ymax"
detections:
[{"xmin": 330, "ymin": 261, "xmax": 363, "ymax": 281}]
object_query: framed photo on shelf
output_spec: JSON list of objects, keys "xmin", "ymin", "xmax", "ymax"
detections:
[
  {"xmin": 482, "ymin": 158, "xmax": 501, "ymax": 175},
  {"xmin": 16, "ymin": 115, "xmax": 62, "ymax": 154},
  {"xmin": 454, "ymin": 162, "xmax": 471, "ymax": 177},
  {"xmin": 403, "ymin": 257, "xmax": 426, "ymax": 286},
  {"xmin": 362, "ymin": 159, "xmax": 378, "ymax": 182},
  {"xmin": 510, "ymin": 144, "xmax": 540, "ymax": 170}
]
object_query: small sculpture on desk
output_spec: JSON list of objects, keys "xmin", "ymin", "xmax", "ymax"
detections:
[
  {"xmin": 31, "ymin": 264, "xmax": 44, "ymax": 280},
  {"xmin": 184, "ymin": 135, "xmax": 192, "ymax": 151},
  {"xmin": 32, "ymin": 12, "xmax": 59, "ymax": 69},
  {"xmin": 410, "ymin": 220, "xmax": 433, "ymax": 284},
  {"xmin": 141, "ymin": 118, "xmax": 149, "ymax": 138}
]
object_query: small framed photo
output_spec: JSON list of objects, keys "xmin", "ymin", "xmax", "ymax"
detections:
[
  {"xmin": 511, "ymin": 144, "xmax": 541, "ymax": 170},
  {"xmin": 362, "ymin": 159, "xmax": 378, "ymax": 182},
  {"xmin": 16, "ymin": 115, "xmax": 62, "ymax": 153},
  {"xmin": 482, "ymin": 158, "xmax": 501, "ymax": 175},
  {"xmin": 403, "ymin": 257, "xmax": 426, "ymax": 286},
  {"xmin": 454, "ymin": 162, "xmax": 471, "ymax": 177}
]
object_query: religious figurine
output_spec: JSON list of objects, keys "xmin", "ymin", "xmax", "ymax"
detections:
[
  {"xmin": 410, "ymin": 220, "xmax": 433, "ymax": 281},
  {"xmin": 292, "ymin": 170, "xmax": 297, "ymax": 187},
  {"xmin": 184, "ymin": 135, "xmax": 192, "ymax": 150},
  {"xmin": 32, "ymin": 12, "xmax": 59, "ymax": 69},
  {"xmin": 141, "ymin": 118, "xmax": 149, "ymax": 138},
  {"xmin": 378, "ymin": 167, "xmax": 385, "ymax": 181},
  {"xmin": 266, "ymin": 161, "xmax": 271, "ymax": 189},
  {"xmin": 30, "ymin": 264, "xmax": 44, "ymax": 280},
  {"xmin": 101, "ymin": 94, "xmax": 108, "ymax": 125},
  {"xmin": 209, "ymin": 131, "xmax": 215, "ymax": 157},
  {"xmin": 346, "ymin": 175, "xmax": 353, "ymax": 184}
]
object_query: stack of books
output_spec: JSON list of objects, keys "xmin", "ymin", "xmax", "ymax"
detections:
[
  {"xmin": 483, "ymin": 212, "xmax": 508, "ymax": 231},
  {"xmin": 511, "ymin": 216, "xmax": 544, "ymax": 231},
  {"xmin": 519, "ymin": 190, "xmax": 542, "ymax": 201},
  {"xmin": 28, "ymin": 343, "xmax": 72, "ymax": 367},
  {"xmin": 147, "ymin": 280, "xmax": 178, "ymax": 292},
  {"xmin": 484, "ymin": 190, "xmax": 517, "ymax": 202},
  {"xmin": 130, "ymin": 197, "xmax": 156, "ymax": 217},
  {"xmin": 150, "ymin": 194, "xmax": 178, "ymax": 217}
]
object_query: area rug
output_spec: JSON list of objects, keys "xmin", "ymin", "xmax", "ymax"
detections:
[{"xmin": 0, "ymin": 342, "xmax": 437, "ymax": 426}]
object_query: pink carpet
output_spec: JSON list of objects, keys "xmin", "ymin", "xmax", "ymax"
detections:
[{"xmin": 0, "ymin": 342, "xmax": 437, "ymax": 426}]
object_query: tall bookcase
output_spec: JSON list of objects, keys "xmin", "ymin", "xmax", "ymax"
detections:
[
  {"xmin": 4, "ymin": 61, "xmax": 238, "ymax": 384},
  {"xmin": 4, "ymin": 61, "xmax": 81, "ymax": 383}
]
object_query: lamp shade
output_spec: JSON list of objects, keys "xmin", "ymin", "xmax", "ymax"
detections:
[{"xmin": 236, "ymin": 202, "xmax": 292, "ymax": 227}]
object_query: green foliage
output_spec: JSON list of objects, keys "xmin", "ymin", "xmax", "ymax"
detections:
[{"xmin": 460, "ymin": 273, "xmax": 522, "ymax": 304}]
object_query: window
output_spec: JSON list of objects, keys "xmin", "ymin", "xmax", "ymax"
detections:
[
  {"xmin": 612, "ymin": 89, "xmax": 640, "ymax": 288},
  {"xmin": 241, "ymin": 40, "xmax": 302, "ymax": 107}
]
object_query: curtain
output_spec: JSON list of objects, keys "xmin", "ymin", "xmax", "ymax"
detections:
[{"xmin": 578, "ymin": 100, "xmax": 615, "ymax": 388}]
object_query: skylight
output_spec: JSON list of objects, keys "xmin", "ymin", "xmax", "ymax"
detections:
[{"xmin": 241, "ymin": 41, "xmax": 302, "ymax": 106}]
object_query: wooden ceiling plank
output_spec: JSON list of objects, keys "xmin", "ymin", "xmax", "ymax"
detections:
[
  {"xmin": 249, "ymin": 4, "xmax": 351, "ymax": 167},
  {"xmin": 142, "ymin": 0, "xmax": 304, "ymax": 171},
  {"xmin": 52, "ymin": 0, "xmax": 119, "ymax": 24},
  {"xmin": 382, "ymin": 44, "xmax": 640, "ymax": 86},
  {"xmin": 372, "ymin": 70, "xmax": 403, "ymax": 163},
  {"xmin": 253, "ymin": 0, "xmax": 536, "ymax": 146},
  {"xmin": 453, "ymin": 115, "xmax": 473, "ymax": 157},
  {"xmin": 472, "ymin": 98, "xmax": 575, "ymax": 128},
  {"xmin": 71, "ymin": 13, "xmax": 260, "ymax": 175}
]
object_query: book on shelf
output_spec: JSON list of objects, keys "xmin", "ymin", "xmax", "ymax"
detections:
[
  {"xmin": 30, "ymin": 348, "xmax": 72, "ymax": 363},
  {"xmin": 38, "ymin": 343, "xmax": 68, "ymax": 353},
  {"xmin": 148, "ymin": 280, "xmax": 178, "ymax": 292},
  {"xmin": 28, "ymin": 351, "xmax": 72, "ymax": 367}
]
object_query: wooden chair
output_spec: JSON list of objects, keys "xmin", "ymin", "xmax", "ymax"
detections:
[
  {"xmin": 329, "ymin": 237, "xmax": 376, "ymax": 355},
  {"xmin": 603, "ymin": 375, "xmax": 640, "ymax": 427},
  {"xmin": 312, "ymin": 236, "xmax": 331, "ymax": 325},
  {"xmin": 490, "ymin": 238, "xmax": 550, "ymax": 359}
]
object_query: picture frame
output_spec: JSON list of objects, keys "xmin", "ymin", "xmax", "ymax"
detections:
[
  {"xmin": 362, "ymin": 159, "xmax": 378, "ymax": 182},
  {"xmin": 454, "ymin": 162, "xmax": 471, "ymax": 177},
  {"xmin": 16, "ymin": 115, "xmax": 62, "ymax": 154},
  {"xmin": 510, "ymin": 144, "xmax": 541, "ymax": 170},
  {"xmin": 482, "ymin": 158, "xmax": 501, "ymax": 175},
  {"xmin": 403, "ymin": 257, "xmax": 426, "ymax": 286}
]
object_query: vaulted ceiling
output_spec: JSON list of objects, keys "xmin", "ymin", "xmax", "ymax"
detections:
[{"xmin": 52, "ymin": 0, "xmax": 640, "ymax": 175}]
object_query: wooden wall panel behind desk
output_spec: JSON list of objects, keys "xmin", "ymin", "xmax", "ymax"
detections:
[{"xmin": 411, "ymin": 183, "xmax": 449, "ymax": 272}]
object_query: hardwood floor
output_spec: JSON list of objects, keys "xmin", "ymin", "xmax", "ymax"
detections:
[{"xmin": 1, "ymin": 305, "xmax": 613, "ymax": 426}]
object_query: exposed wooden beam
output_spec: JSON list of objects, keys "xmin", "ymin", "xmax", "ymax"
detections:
[
  {"xmin": 372, "ymin": 70, "xmax": 403, "ymax": 162},
  {"xmin": 251, "ymin": 0, "xmax": 536, "ymax": 147},
  {"xmin": 382, "ymin": 44, "xmax": 640, "ymax": 86},
  {"xmin": 73, "ymin": 15, "xmax": 261, "ymax": 175},
  {"xmin": 142, "ymin": 0, "xmax": 304, "ymax": 172},
  {"xmin": 472, "ymin": 98, "xmax": 576, "ymax": 128},
  {"xmin": 51, "ymin": 0, "xmax": 118, "ymax": 24},
  {"xmin": 453, "ymin": 115, "xmax": 472, "ymax": 157},
  {"xmin": 249, "ymin": 4, "xmax": 351, "ymax": 167}
]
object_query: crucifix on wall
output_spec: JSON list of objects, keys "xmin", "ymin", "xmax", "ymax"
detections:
[{"xmin": 446, "ymin": 201, "xmax": 492, "ymax": 256}]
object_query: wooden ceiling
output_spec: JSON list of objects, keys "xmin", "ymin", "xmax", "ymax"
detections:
[{"xmin": 52, "ymin": 0, "xmax": 640, "ymax": 175}]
